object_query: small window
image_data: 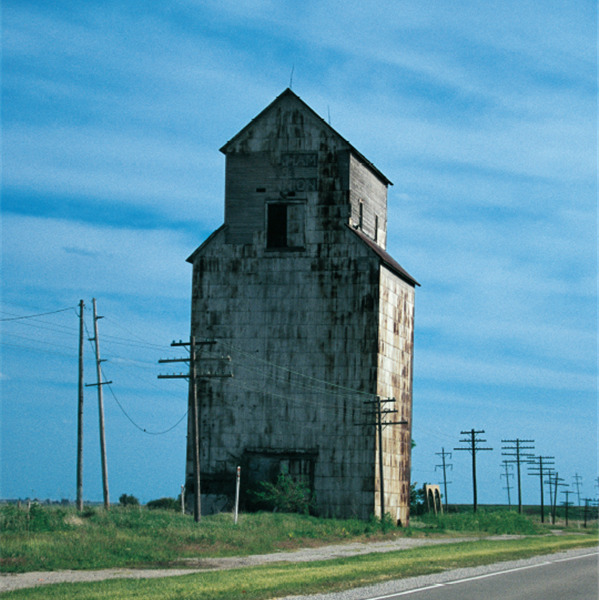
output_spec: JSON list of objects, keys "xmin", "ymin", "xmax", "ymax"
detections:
[
  {"xmin": 374, "ymin": 215, "xmax": 379, "ymax": 242},
  {"xmin": 266, "ymin": 202, "xmax": 305, "ymax": 250},
  {"xmin": 359, "ymin": 201, "xmax": 364, "ymax": 230}
]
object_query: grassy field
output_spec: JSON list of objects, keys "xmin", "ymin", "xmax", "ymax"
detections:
[
  {"xmin": 2, "ymin": 535, "xmax": 597, "ymax": 600},
  {"xmin": 1, "ymin": 503, "xmax": 596, "ymax": 575},
  {"xmin": 1, "ymin": 505, "xmax": 405, "ymax": 573}
]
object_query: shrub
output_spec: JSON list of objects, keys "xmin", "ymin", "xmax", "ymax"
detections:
[
  {"xmin": 417, "ymin": 509, "xmax": 543, "ymax": 535},
  {"xmin": 0, "ymin": 504, "xmax": 73, "ymax": 533},
  {"xmin": 251, "ymin": 473, "xmax": 316, "ymax": 515},
  {"xmin": 146, "ymin": 497, "xmax": 179, "ymax": 511},
  {"xmin": 410, "ymin": 482, "xmax": 427, "ymax": 515},
  {"xmin": 119, "ymin": 494, "xmax": 139, "ymax": 507}
]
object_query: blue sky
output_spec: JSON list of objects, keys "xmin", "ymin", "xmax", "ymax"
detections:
[{"xmin": 1, "ymin": 1, "xmax": 597, "ymax": 508}]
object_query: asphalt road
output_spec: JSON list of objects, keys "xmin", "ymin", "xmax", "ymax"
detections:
[
  {"xmin": 285, "ymin": 547, "xmax": 599, "ymax": 600},
  {"xmin": 365, "ymin": 551, "xmax": 599, "ymax": 600}
]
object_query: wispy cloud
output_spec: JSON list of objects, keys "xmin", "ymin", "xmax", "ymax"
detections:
[
  {"xmin": 2, "ymin": 214, "xmax": 197, "ymax": 301},
  {"xmin": 1, "ymin": 1, "xmax": 596, "ymax": 503}
]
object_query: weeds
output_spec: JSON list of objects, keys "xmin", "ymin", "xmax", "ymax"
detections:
[
  {"xmin": 0, "ymin": 506, "xmax": 408, "ymax": 573},
  {"xmin": 2, "ymin": 504, "xmax": 593, "ymax": 575},
  {"xmin": 414, "ymin": 509, "xmax": 544, "ymax": 535}
]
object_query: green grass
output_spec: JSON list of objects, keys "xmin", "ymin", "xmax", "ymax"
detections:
[
  {"xmin": 2, "ymin": 534, "xmax": 597, "ymax": 600},
  {"xmin": 2, "ymin": 503, "xmax": 596, "ymax": 576},
  {"xmin": 0, "ymin": 505, "xmax": 403, "ymax": 573},
  {"xmin": 415, "ymin": 508, "xmax": 544, "ymax": 535}
]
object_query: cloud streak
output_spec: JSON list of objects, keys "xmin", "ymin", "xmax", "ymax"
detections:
[{"xmin": 1, "ymin": 1, "xmax": 596, "ymax": 504}]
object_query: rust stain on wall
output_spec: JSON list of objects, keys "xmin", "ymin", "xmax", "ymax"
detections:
[{"xmin": 186, "ymin": 89, "xmax": 418, "ymax": 522}]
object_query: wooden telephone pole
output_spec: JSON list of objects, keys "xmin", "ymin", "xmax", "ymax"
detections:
[
  {"xmin": 360, "ymin": 397, "xmax": 407, "ymax": 520},
  {"xmin": 85, "ymin": 298, "xmax": 111, "ymax": 509},
  {"xmin": 159, "ymin": 337, "xmax": 232, "ymax": 522},
  {"xmin": 455, "ymin": 429, "xmax": 492, "ymax": 513},
  {"xmin": 501, "ymin": 438, "xmax": 535, "ymax": 513},
  {"xmin": 527, "ymin": 455, "xmax": 554, "ymax": 522},
  {"xmin": 435, "ymin": 448, "xmax": 453, "ymax": 511},
  {"xmin": 76, "ymin": 300, "xmax": 85, "ymax": 512}
]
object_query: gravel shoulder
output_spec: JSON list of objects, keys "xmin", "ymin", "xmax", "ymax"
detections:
[{"xmin": 0, "ymin": 534, "xmax": 548, "ymax": 593}]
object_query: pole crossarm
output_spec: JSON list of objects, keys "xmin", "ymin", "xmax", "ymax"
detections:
[
  {"xmin": 454, "ymin": 429, "xmax": 492, "ymax": 513},
  {"xmin": 500, "ymin": 439, "xmax": 535, "ymax": 514},
  {"xmin": 158, "ymin": 336, "xmax": 233, "ymax": 523},
  {"xmin": 527, "ymin": 455, "xmax": 554, "ymax": 523},
  {"xmin": 359, "ymin": 397, "xmax": 408, "ymax": 519},
  {"xmin": 435, "ymin": 448, "xmax": 453, "ymax": 510}
]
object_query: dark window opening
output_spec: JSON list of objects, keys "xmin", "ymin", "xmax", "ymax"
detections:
[
  {"xmin": 267, "ymin": 203, "xmax": 288, "ymax": 248},
  {"xmin": 266, "ymin": 201, "xmax": 305, "ymax": 250},
  {"xmin": 359, "ymin": 201, "xmax": 364, "ymax": 230},
  {"xmin": 256, "ymin": 187, "xmax": 266, "ymax": 193}
]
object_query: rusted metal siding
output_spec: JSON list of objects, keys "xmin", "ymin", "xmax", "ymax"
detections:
[{"xmin": 375, "ymin": 267, "xmax": 415, "ymax": 524}]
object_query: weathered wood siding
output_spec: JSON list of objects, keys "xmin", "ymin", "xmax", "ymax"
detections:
[
  {"xmin": 190, "ymin": 231, "xmax": 382, "ymax": 518},
  {"xmin": 187, "ymin": 90, "xmax": 415, "ymax": 521},
  {"xmin": 349, "ymin": 154, "xmax": 388, "ymax": 249}
]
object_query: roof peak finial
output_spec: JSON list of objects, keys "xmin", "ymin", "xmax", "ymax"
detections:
[{"xmin": 289, "ymin": 65, "xmax": 294, "ymax": 90}]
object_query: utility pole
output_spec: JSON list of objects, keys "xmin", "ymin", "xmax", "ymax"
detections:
[
  {"xmin": 454, "ymin": 429, "xmax": 492, "ymax": 513},
  {"xmin": 501, "ymin": 439, "xmax": 535, "ymax": 514},
  {"xmin": 544, "ymin": 469, "xmax": 556, "ymax": 517},
  {"xmin": 582, "ymin": 498, "xmax": 593, "ymax": 528},
  {"xmin": 527, "ymin": 455, "xmax": 554, "ymax": 523},
  {"xmin": 360, "ymin": 397, "xmax": 407, "ymax": 520},
  {"xmin": 547, "ymin": 472, "xmax": 567, "ymax": 525},
  {"xmin": 572, "ymin": 474, "xmax": 583, "ymax": 508},
  {"xmin": 561, "ymin": 490, "xmax": 573, "ymax": 527},
  {"xmin": 435, "ymin": 448, "xmax": 452, "ymax": 511},
  {"xmin": 500, "ymin": 460, "xmax": 514, "ymax": 508},
  {"xmin": 85, "ymin": 298, "xmax": 111, "ymax": 509},
  {"xmin": 76, "ymin": 299, "xmax": 85, "ymax": 512},
  {"xmin": 158, "ymin": 337, "xmax": 232, "ymax": 522}
]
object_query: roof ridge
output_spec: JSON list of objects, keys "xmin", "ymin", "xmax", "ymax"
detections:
[{"xmin": 219, "ymin": 89, "xmax": 392, "ymax": 186}]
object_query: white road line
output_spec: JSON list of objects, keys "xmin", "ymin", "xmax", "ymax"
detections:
[
  {"xmin": 368, "ymin": 585, "xmax": 445, "ymax": 599},
  {"xmin": 553, "ymin": 551, "xmax": 599, "ymax": 563},
  {"xmin": 446, "ymin": 561, "xmax": 553, "ymax": 585},
  {"xmin": 364, "ymin": 551, "xmax": 599, "ymax": 599}
]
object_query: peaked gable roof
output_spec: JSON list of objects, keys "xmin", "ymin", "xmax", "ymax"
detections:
[
  {"xmin": 219, "ymin": 88, "xmax": 393, "ymax": 187},
  {"xmin": 349, "ymin": 226, "xmax": 419, "ymax": 287}
]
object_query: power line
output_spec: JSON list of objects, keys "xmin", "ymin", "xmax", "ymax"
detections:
[
  {"xmin": 218, "ymin": 339, "xmax": 377, "ymax": 399},
  {"xmin": 0, "ymin": 306, "xmax": 76, "ymax": 321},
  {"xmin": 104, "ymin": 382, "xmax": 188, "ymax": 435},
  {"xmin": 231, "ymin": 361, "xmax": 368, "ymax": 405},
  {"xmin": 82, "ymin": 319, "xmax": 189, "ymax": 435}
]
